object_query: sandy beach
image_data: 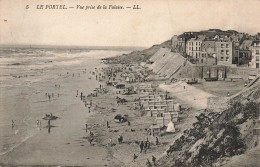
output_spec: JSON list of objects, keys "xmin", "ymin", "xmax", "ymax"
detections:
[{"xmin": 0, "ymin": 48, "xmax": 209, "ymax": 166}]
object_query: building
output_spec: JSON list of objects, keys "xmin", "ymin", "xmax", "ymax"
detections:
[
  {"xmin": 200, "ymin": 41, "xmax": 217, "ymax": 65},
  {"xmin": 172, "ymin": 33, "xmax": 194, "ymax": 54},
  {"xmin": 215, "ymin": 39, "xmax": 239, "ymax": 66},
  {"xmin": 186, "ymin": 35, "xmax": 206, "ymax": 60},
  {"xmin": 249, "ymin": 41, "xmax": 260, "ymax": 68},
  {"xmin": 239, "ymin": 40, "xmax": 253, "ymax": 66}
]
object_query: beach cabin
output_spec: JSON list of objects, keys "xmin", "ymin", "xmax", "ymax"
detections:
[
  {"xmin": 174, "ymin": 103, "xmax": 181, "ymax": 111},
  {"xmin": 156, "ymin": 117, "xmax": 164, "ymax": 127},
  {"xmin": 148, "ymin": 109, "xmax": 166, "ymax": 117},
  {"xmin": 170, "ymin": 112, "xmax": 179, "ymax": 122},
  {"xmin": 166, "ymin": 121, "xmax": 175, "ymax": 133},
  {"xmin": 150, "ymin": 124, "xmax": 161, "ymax": 136},
  {"xmin": 253, "ymin": 126, "xmax": 260, "ymax": 135}
]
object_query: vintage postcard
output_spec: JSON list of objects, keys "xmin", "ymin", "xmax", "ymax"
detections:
[{"xmin": 0, "ymin": 0, "xmax": 260, "ymax": 166}]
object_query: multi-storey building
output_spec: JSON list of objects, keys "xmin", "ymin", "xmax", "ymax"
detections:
[
  {"xmin": 250, "ymin": 41, "xmax": 260, "ymax": 69},
  {"xmin": 186, "ymin": 35, "xmax": 205, "ymax": 59},
  {"xmin": 172, "ymin": 32, "xmax": 194, "ymax": 54},
  {"xmin": 239, "ymin": 40, "xmax": 253, "ymax": 66},
  {"xmin": 215, "ymin": 40, "xmax": 239, "ymax": 66}
]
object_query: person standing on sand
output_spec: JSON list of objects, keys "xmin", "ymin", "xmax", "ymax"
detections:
[
  {"xmin": 12, "ymin": 120, "xmax": 14, "ymax": 129},
  {"xmin": 156, "ymin": 137, "xmax": 159, "ymax": 145},
  {"xmin": 128, "ymin": 121, "xmax": 131, "ymax": 126},
  {"xmin": 152, "ymin": 156, "xmax": 156, "ymax": 165},
  {"xmin": 85, "ymin": 123, "xmax": 88, "ymax": 132},
  {"xmin": 106, "ymin": 121, "xmax": 110, "ymax": 128},
  {"xmin": 140, "ymin": 141, "xmax": 144, "ymax": 153},
  {"xmin": 144, "ymin": 141, "xmax": 148, "ymax": 153}
]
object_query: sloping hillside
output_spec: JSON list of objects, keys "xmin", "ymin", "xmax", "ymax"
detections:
[{"xmin": 148, "ymin": 48, "xmax": 185, "ymax": 78}]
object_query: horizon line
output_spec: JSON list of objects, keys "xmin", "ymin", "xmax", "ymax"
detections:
[{"xmin": 0, "ymin": 44, "xmax": 148, "ymax": 49}]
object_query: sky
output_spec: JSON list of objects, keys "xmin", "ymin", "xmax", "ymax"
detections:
[{"xmin": 0, "ymin": 0, "xmax": 260, "ymax": 47}]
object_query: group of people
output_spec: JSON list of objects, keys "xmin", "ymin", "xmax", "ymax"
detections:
[
  {"xmin": 132, "ymin": 153, "xmax": 156, "ymax": 167},
  {"xmin": 139, "ymin": 138, "xmax": 151, "ymax": 154}
]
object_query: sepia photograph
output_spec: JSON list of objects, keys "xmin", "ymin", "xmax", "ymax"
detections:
[{"xmin": 0, "ymin": 0, "xmax": 260, "ymax": 166}]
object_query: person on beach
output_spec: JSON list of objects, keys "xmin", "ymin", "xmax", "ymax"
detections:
[
  {"xmin": 39, "ymin": 121, "xmax": 41, "ymax": 130},
  {"xmin": 106, "ymin": 121, "xmax": 110, "ymax": 128},
  {"xmin": 156, "ymin": 137, "xmax": 159, "ymax": 145},
  {"xmin": 144, "ymin": 141, "xmax": 148, "ymax": 153},
  {"xmin": 152, "ymin": 156, "xmax": 156, "ymax": 165},
  {"xmin": 85, "ymin": 123, "xmax": 88, "ymax": 132},
  {"xmin": 118, "ymin": 135, "xmax": 121, "ymax": 144},
  {"xmin": 132, "ymin": 154, "xmax": 138, "ymax": 162},
  {"xmin": 77, "ymin": 90, "xmax": 78, "ymax": 96},
  {"xmin": 12, "ymin": 120, "xmax": 14, "ymax": 129},
  {"xmin": 48, "ymin": 94, "xmax": 51, "ymax": 101},
  {"xmin": 128, "ymin": 121, "xmax": 131, "ymax": 126},
  {"xmin": 140, "ymin": 141, "xmax": 144, "ymax": 153}
]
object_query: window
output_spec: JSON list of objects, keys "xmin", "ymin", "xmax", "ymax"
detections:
[
  {"xmin": 221, "ymin": 57, "xmax": 224, "ymax": 60},
  {"xmin": 256, "ymin": 63, "xmax": 259, "ymax": 68},
  {"xmin": 226, "ymin": 44, "xmax": 229, "ymax": 48},
  {"xmin": 256, "ymin": 56, "xmax": 259, "ymax": 61},
  {"xmin": 226, "ymin": 57, "xmax": 229, "ymax": 61},
  {"xmin": 226, "ymin": 50, "xmax": 230, "ymax": 55},
  {"xmin": 221, "ymin": 44, "xmax": 224, "ymax": 48},
  {"xmin": 221, "ymin": 50, "xmax": 224, "ymax": 55},
  {"xmin": 256, "ymin": 50, "xmax": 259, "ymax": 55}
]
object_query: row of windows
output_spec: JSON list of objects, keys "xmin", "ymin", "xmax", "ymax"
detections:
[
  {"xmin": 221, "ymin": 44, "xmax": 230, "ymax": 48},
  {"xmin": 188, "ymin": 42, "xmax": 201, "ymax": 46},
  {"xmin": 189, "ymin": 47, "xmax": 200, "ymax": 51},
  {"xmin": 221, "ymin": 50, "xmax": 230, "ymax": 55},
  {"xmin": 220, "ymin": 56, "xmax": 230, "ymax": 61}
]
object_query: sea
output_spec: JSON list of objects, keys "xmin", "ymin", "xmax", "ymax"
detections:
[{"xmin": 0, "ymin": 47, "xmax": 132, "ymax": 158}]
